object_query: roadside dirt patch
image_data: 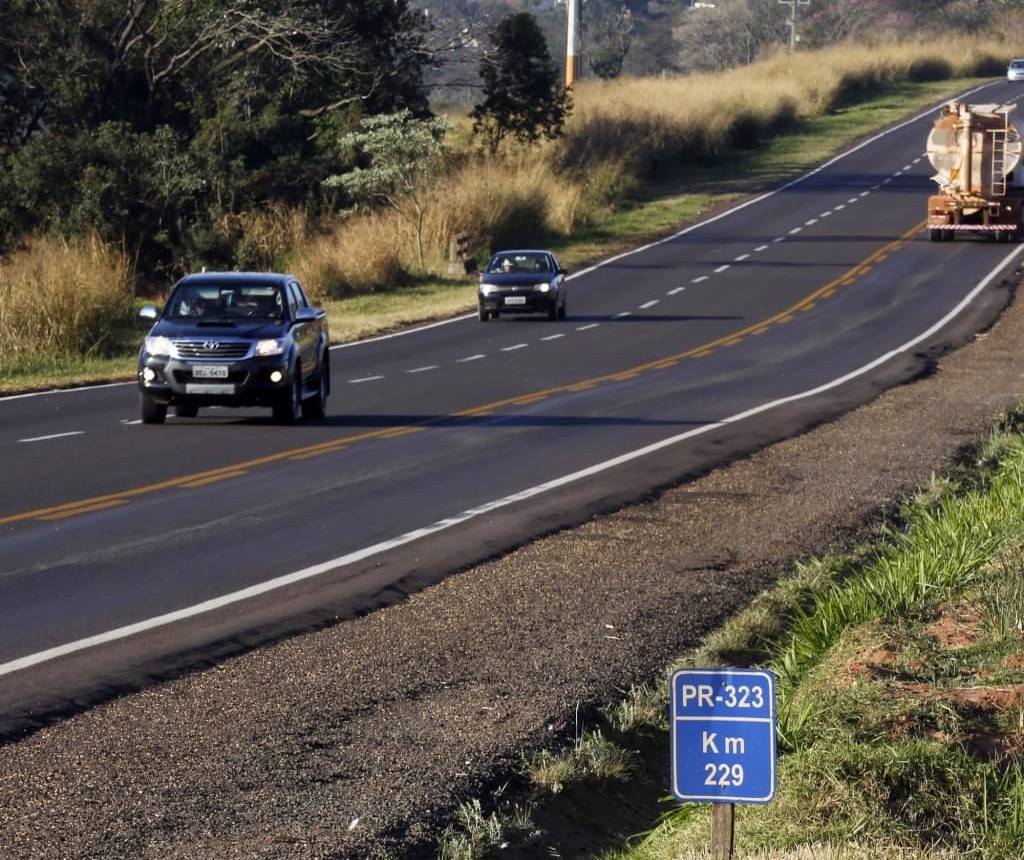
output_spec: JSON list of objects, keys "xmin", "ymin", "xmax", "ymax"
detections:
[
  {"xmin": 926, "ymin": 601, "xmax": 987, "ymax": 649},
  {"xmin": 837, "ymin": 599, "xmax": 1024, "ymax": 767}
]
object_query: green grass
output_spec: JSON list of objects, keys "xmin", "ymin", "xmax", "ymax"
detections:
[
  {"xmin": 438, "ymin": 409, "xmax": 1024, "ymax": 860},
  {"xmin": 0, "ymin": 354, "xmax": 138, "ymax": 395}
]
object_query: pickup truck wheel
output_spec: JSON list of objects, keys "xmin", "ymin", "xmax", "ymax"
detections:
[
  {"xmin": 273, "ymin": 373, "xmax": 301, "ymax": 425},
  {"xmin": 301, "ymin": 358, "xmax": 329, "ymax": 421},
  {"xmin": 140, "ymin": 393, "xmax": 167, "ymax": 425}
]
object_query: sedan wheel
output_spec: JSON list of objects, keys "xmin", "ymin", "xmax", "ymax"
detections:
[{"xmin": 478, "ymin": 302, "xmax": 489, "ymax": 322}]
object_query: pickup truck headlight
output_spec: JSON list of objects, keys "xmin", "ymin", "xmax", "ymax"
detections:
[
  {"xmin": 255, "ymin": 338, "xmax": 287, "ymax": 357},
  {"xmin": 144, "ymin": 335, "xmax": 173, "ymax": 357}
]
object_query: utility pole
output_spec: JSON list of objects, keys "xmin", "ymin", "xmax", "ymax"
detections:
[
  {"xmin": 778, "ymin": 0, "xmax": 810, "ymax": 51},
  {"xmin": 565, "ymin": 0, "xmax": 579, "ymax": 88}
]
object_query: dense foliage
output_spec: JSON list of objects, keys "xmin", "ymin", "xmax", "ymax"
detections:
[
  {"xmin": 0, "ymin": 0, "xmax": 431, "ymax": 280},
  {"xmin": 0, "ymin": 0, "xmax": 1016, "ymax": 286}
]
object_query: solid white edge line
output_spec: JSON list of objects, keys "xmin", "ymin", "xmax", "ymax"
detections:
[
  {"xmin": 19, "ymin": 431, "xmax": 85, "ymax": 443},
  {"xmin": 0, "ymin": 381, "xmax": 130, "ymax": 402},
  {"xmin": 4, "ymin": 241, "xmax": 1022, "ymax": 678}
]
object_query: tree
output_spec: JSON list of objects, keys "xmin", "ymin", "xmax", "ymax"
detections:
[
  {"xmin": 470, "ymin": 11, "xmax": 572, "ymax": 153},
  {"xmin": 325, "ymin": 110, "xmax": 451, "ymax": 270},
  {"xmin": 0, "ymin": 0, "xmax": 434, "ymax": 276},
  {"xmin": 584, "ymin": 1, "xmax": 636, "ymax": 80},
  {"xmin": 676, "ymin": 0, "xmax": 787, "ymax": 73}
]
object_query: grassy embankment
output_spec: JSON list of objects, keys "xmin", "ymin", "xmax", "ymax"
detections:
[
  {"xmin": 0, "ymin": 36, "xmax": 1016, "ymax": 395},
  {"xmin": 438, "ymin": 409, "xmax": 1024, "ymax": 860}
]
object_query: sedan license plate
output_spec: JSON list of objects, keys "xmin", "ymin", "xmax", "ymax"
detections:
[
  {"xmin": 503, "ymin": 295, "xmax": 527, "ymax": 306},
  {"xmin": 193, "ymin": 364, "xmax": 229, "ymax": 379}
]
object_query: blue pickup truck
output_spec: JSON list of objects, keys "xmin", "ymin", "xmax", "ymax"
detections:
[{"xmin": 137, "ymin": 271, "xmax": 330, "ymax": 424}]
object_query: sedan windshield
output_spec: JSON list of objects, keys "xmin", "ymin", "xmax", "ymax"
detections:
[{"xmin": 487, "ymin": 253, "xmax": 551, "ymax": 274}]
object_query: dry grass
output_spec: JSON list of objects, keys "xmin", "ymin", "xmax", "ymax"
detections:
[
  {"xmin": 294, "ymin": 35, "xmax": 1015, "ymax": 301},
  {"xmin": 0, "ymin": 233, "xmax": 134, "ymax": 371},
  {"xmin": 216, "ymin": 204, "xmax": 311, "ymax": 273},
  {"xmin": 559, "ymin": 37, "xmax": 1011, "ymax": 175},
  {"xmin": 289, "ymin": 211, "xmax": 413, "ymax": 301}
]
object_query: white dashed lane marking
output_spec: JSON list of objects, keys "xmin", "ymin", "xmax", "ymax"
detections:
[{"xmin": 344, "ymin": 162, "xmax": 916, "ymax": 387}]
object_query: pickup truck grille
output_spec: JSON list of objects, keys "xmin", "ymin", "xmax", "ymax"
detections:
[{"xmin": 173, "ymin": 340, "xmax": 252, "ymax": 360}]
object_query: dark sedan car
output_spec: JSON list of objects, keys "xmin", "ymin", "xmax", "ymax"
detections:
[
  {"xmin": 137, "ymin": 272, "xmax": 330, "ymax": 424},
  {"xmin": 477, "ymin": 250, "xmax": 567, "ymax": 321}
]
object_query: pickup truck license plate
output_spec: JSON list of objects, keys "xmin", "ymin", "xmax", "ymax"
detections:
[
  {"xmin": 186, "ymin": 383, "xmax": 235, "ymax": 395},
  {"xmin": 193, "ymin": 364, "xmax": 229, "ymax": 379},
  {"xmin": 504, "ymin": 295, "xmax": 526, "ymax": 306}
]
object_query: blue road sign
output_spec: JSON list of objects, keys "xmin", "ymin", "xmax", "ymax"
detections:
[{"xmin": 671, "ymin": 668, "xmax": 776, "ymax": 804}]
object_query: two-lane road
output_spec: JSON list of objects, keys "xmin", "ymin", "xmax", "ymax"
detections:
[{"xmin": 3, "ymin": 80, "xmax": 1023, "ymax": 735}]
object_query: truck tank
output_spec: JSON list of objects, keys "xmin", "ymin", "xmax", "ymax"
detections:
[{"xmin": 926, "ymin": 102, "xmax": 1024, "ymax": 242}]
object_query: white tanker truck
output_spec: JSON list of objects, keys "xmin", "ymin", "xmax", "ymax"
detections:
[{"xmin": 926, "ymin": 101, "xmax": 1024, "ymax": 242}]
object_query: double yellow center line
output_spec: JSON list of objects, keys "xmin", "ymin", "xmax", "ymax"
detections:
[{"xmin": 1, "ymin": 222, "xmax": 924, "ymax": 526}]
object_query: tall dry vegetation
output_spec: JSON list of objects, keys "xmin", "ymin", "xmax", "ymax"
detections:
[
  {"xmin": 0, "ymin": 34, "xmax": 1017, "ymax": 367},
  {"xmin": 0, "ymin": 234, "xmax": 133, "ymax": 371},
  {"xmin": 294, "ymin": 36, "xmax": 1013, "ymax": 301}
]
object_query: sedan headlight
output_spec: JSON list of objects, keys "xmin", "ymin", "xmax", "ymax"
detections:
[
  {"xmin": 255, "ymin": 338, "xmax": 287, "ymax": 357},
  {"xmin": 537, "ymin": 282, "xmax": 554, "ymax": 293},
  {"xmin": 144, "ymin": 335, "xmax": 173, "ymax": 357},
  {"xmin": 479, "ymin": 283, "xmax": 497, "ymax": 296}
]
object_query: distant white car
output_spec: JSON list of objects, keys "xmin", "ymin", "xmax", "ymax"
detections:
[{"xmin": 1008, "ymin": 59, "xmax": 1024, "ymax": 82}]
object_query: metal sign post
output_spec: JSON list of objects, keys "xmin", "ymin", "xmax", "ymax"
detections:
[{"xmin": 671, "ymin": 668, "xmax": 777, "ymax": 858}]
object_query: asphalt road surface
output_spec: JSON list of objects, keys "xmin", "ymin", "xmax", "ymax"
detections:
[{"xmin": 2, "ymin": 80, "xmax": 1023, "ymax": 738}]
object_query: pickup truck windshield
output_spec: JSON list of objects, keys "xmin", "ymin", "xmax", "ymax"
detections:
[{"xmin": 167, "ymin": 285, "xmax": 284, "ymax": 320}]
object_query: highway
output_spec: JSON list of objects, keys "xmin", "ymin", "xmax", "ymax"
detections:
[{"xmin": 2, "ymin": 80, "xmax": 1024, "ymax": 734}]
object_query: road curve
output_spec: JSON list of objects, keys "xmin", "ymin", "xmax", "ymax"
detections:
[{"xmin": 1, "ymin": 80, "xmax": 1023, "ymax": 735}]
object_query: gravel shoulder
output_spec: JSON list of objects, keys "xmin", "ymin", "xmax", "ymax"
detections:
[{"xmin": 2, "ymin": 258, "xmax": 1024, "ymax": 858}]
